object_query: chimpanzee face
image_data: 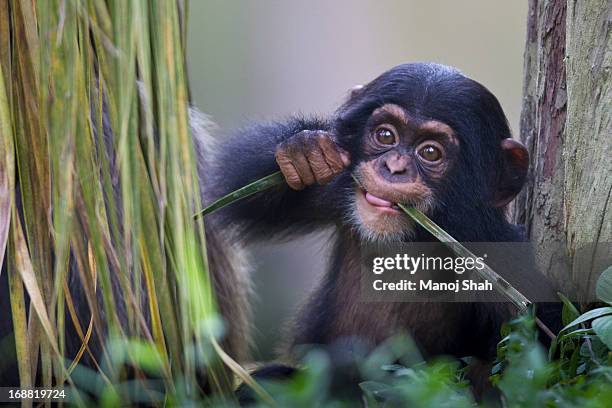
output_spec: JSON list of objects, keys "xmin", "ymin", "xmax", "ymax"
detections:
[
  {"xmin": 331, "ymin": 64, "xmax": 528, "ymax": 242},
  {"xmin": 350, "ymin": 103, "xmax": 460, "ymax": 241}
]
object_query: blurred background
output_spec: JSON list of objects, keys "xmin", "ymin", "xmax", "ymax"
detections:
[{"xmin": 187, "ymin": 0, "xmax": 528, "ymax": 360}]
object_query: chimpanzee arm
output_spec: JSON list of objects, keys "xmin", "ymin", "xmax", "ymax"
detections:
[{"xmin": 199, "ymin": 116, "xmax": 351, "ymax": 240}]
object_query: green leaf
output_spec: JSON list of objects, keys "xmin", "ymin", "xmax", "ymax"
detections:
[
  {"xmin": 193, "ymin": 171, "xmax": 285, "ymax": 218},
  {"xmin": 592, "ymin": 315, "xmax": 612, "ymax": 350},
  {"xmin": 559, "ymin": 328, "xmax": 594, "ymax": 342},
  {"xmin": 596, "ymin": 266, "xmax": 612, "ymax": 305},
  {"xmin": 561, "ymin": 307, "xmax": 612, "ymax": 332},
  {"xmin": 558, "ymin": 292, "xmax": 580, "ymax": 327}
]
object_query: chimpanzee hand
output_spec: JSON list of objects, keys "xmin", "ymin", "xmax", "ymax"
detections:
[{"xmin": 275, "ymin": 130, "xmax": 351, "ymax": 190}]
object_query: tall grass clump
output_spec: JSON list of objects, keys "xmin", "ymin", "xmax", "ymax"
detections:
[{"xmin": 0, "ymin": 0, "xmax": 236, "ymax": 404}]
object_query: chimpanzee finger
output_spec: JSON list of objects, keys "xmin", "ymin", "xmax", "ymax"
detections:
[
  {"xmin": 317, "ymin": 134, "xmax": 350, "ymax": 172},
  {"xmin": 290, "ymin": 150, "xmax": 316, "ymax": 187},
  {"xmin": 275, "ymin": 149, "xmax": 305, "ymax": 190},
  {"xmin": 305, "ymin": 143, "xmax": 334, "ymax": 184}
]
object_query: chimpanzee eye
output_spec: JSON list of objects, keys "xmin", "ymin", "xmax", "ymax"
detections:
[
  {"xmin": 418, "ymin": 144, "xmax": 443, "ymax": 162},
  {"xmin": 374, "ymin": 127, "xmax": 397, "ymax": 145}
]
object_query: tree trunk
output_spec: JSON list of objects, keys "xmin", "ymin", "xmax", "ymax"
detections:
[{"xmin": 513, "ymin": 0, "xmax": 611, "ymax": 302}]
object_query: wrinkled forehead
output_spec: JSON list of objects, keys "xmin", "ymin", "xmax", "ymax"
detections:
[{"xmin": 369, "ymin": 104, "xmax": 457, "ymax": 141}]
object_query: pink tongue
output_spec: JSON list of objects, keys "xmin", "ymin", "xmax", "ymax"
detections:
[{"xmin": 365, "ymin": 192, "xmax": 393, "ymax": 207}]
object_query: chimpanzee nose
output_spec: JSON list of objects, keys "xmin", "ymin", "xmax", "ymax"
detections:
[{"xmin": 385, "ymin": 152, "xmax": 409, "ymax": 174}]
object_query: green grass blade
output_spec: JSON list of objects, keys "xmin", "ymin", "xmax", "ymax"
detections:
[
  {"xmin": 193, "ymin": 171, "xmax": 285, "ymax": 218},
  {"xmin": 0, "ymin": 54, "xmax": 13, "ymax": 270},
  {"xmin": 7, "ymin": 243, "xmax": 32, "ymax": 390}
]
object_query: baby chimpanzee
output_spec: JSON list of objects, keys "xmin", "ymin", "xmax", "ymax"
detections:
[{"xmin": 206, "ymin": 62, "xmax": 560, "ymax": 398}]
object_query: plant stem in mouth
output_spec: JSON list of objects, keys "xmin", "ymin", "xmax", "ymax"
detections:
[
  {"xmin": 194, "ymin": 171, "xmax": 552, "ymax": 335},
  {"xmin": 194, "ymin": 171, "xmax": 531, "ymax": 313}
]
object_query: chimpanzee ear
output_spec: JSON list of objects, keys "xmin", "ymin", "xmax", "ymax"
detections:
[{"xmin": 493, "ymin": 138, "xmax": 529, "ymax": 207}]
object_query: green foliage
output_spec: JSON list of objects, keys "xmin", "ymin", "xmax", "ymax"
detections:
[{"xmin": 241, "ymin": 267, "xmax": 612, "ymax": 407}]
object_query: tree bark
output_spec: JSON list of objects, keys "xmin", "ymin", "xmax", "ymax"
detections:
[{"xmin": 514, "ymin": 0, "xmax": 611, "ymax": 302}]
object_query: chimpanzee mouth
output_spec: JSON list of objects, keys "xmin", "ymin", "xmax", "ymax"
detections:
[
  {"xmin": 352, "ymin": 186, "xmax": 415, "ymax": 241},
  {"xmin": 358, "ymin": 188, "xmax": 402, "ymax": 215}
]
